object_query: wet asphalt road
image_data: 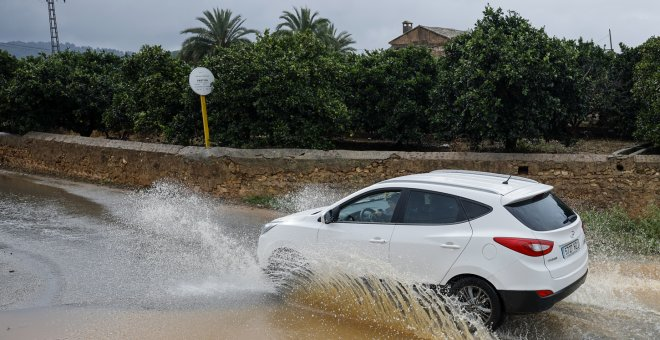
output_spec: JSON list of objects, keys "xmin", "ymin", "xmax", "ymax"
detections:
[{"xmin": 1, "ymin": 170, "xmax": 658, "ymax": 339}]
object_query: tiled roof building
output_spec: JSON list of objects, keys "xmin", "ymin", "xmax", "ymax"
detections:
[{"xmin": 389, "ymin": 21, "xmax": 465, "ymax": 56}]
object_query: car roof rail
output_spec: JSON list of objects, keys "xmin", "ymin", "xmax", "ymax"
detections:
[
  {"xmin": 430, "ymin": 170, "xmax": 538, "ymax": 184},
  {"xmin": 381, "ymin": 178, "xmax": 503, "ymax": 195}
]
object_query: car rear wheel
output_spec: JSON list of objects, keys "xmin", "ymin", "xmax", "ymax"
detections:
[{"xmin": 449, "ymin": 277, "xmax": 504, "ymax": 330}]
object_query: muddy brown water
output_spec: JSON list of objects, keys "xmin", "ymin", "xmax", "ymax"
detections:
[{"xmin": 0, "ymin": 170, "xmax": 658, "ymax": 339}]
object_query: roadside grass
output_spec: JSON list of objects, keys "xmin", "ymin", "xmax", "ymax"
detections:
[
  {"xmin": 513, "ymin": 138, "xmax": 635, "ymax": 154},
  {"xmin": 581, "ymin": 205, "xmax": 660, "ymax": 256},
  {"xmin": 242, "ymin": 195, "xmax": 278, "ymax": 209},
  {"xmin": 515, "ymin": 139, "xmax": 573, "ymax": 153},
  {"xmin": 445, "ymin": 138, "xmax": 637, "ymax": 154}
]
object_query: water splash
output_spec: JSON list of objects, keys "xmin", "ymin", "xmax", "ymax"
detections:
[
  {"xmin": 567, "ymin": 260, "xmax": 660, "ymax": 312},
  {"xmin": 268, "ymin": 249, "xmax": 496, "ymax": 340},
  {"xmin": 274, "ymin": 184, "xmax": 350, "ymax": 213},
  {"xmin": 112, "ymin": 180, "xmax": 268, "ymax": 297}
]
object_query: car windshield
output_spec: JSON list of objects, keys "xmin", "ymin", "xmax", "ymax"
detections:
[{"xmin": 505, "ymin": 192, "xmax": 576, "ymax": 231}]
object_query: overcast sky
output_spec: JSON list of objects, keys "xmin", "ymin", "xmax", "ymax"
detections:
[{"xmin": 1, "ymin": 0, "xmax": 658, "ymax": 54}]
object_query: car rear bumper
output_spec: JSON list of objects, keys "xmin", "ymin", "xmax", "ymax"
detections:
[{"xmin": 499, "ymin": 269, "xmax": 588, "ymax": 314}]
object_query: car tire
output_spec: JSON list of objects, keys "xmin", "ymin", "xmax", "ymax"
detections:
[
  {"xmin": 448, "ymin": 277, "xmax": 504, "ymax": 330},
  {"xmin": 265, "ymin": 248, "xmax": 311, "ymax": 294}
]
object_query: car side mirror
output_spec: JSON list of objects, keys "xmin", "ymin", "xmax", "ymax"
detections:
[{"xmin": 323, "ymin": 209, "xmax": 334, "ymax": 224}]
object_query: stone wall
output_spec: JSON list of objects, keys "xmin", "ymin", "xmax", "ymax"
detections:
[{"xmin": 1, "ymin": 132, "xmax": 658, "ymax": 214}]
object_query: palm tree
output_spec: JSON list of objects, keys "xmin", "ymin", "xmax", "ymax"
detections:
[
  {"xmin": 277, "ymin": 7, "xmax": 356, "ymax": 53},
  {"xmin": 180, "ymin": 8, "xmax": 257, "ymax": 63},
  {"xmin": 321, "ymin": 24, "xmax": 356, "ymax": 53},
  {"xmin": 276, "ymin": 7, "xmax": 330, "ymax": 34}
]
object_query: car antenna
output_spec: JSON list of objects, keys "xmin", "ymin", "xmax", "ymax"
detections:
[{"xmin": 502, "ymin": 175, "xmax": 512, "ymax": 184}]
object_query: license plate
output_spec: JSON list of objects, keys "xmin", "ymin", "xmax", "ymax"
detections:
[{"xmin": 561, "ymin": 239, "xmax": 580, "ymax": 259}]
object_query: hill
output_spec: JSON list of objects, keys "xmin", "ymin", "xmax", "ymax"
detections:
[{"xmin": 0, "ymin": 41, "xmax": 129, "ymax": 58}]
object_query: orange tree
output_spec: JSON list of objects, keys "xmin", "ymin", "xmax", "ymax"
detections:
[
  {"xmin": 200, "ymin": 31, "xmax": 349, "ymax": 148},
  {"xmin": 0, "ymin": 50, "xmax": 19, "ymax": 131},
  {"xmin": 633, "ymin": 36, "xmax": 660, "ymax": 146},
  {"xmin": 431, "ymin": 6, "xmax": 582, "ymax": 150},
  {"xmin": 103, "ymin": 45, "xmax": 190, "ymax": 139},
  {"xmin": 347, "ymin": 47, "xmax": 439, "ymax": 145},
  {"xmin": 1, "ymin": 50, "xmax": 120, "ymax": 136}
]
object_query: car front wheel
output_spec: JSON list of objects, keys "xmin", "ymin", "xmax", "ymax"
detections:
[{"xmin": 265, "ymin": 248, "xmax": 311, "ymax": 294}]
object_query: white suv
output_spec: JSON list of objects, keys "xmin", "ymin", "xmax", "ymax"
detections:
[{"xmin": 257, "ymin": 170, "xmax": 588, "ymax": 328}]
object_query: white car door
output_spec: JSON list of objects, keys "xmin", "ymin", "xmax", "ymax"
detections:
[
  {"xmin": 317, "ymin": 190, "xmax": 402, "ymax": 264},
  {"xmin": 389, "ymin": 190, "xmax": 474, "ymax": 283}
]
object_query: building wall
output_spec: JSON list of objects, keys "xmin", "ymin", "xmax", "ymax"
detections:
[
  {"xmin": 1, "ymin": 132, "xmax": 658, "ymax": 214},
  {"xmin": 390, "ymin": 27, "xmax": 449, "ymax": 48}
]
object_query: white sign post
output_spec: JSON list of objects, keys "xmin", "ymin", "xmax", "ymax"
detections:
[{"xmin": 188, "ymin": 67, "xmax": 215, "ymax": 148}]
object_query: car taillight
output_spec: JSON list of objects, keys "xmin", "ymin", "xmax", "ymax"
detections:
[{"xmin": 494, "ymin": 237, "xmax": 554, "ymax": 257}]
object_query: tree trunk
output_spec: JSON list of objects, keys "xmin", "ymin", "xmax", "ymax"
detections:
[{"xmin": 504, "ymin": 138, "xmax": 517, "ymax": 151}]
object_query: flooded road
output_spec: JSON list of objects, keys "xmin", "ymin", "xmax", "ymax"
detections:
[{"xmin": 1, "ymin": 170, "xmax": 658, "ymax": 339}]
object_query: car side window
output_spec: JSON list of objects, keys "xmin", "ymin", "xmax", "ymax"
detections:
[
  {"xmin": 402, "ymin": 191, "xmax": 467, "ymax": 224},
  {"xmin": 460, "ymin": 198, "xmax": 492, "ymax": 220},
  {"xmin": 337, "ymin": 191, "xmax": 401, "ymax": 223}
]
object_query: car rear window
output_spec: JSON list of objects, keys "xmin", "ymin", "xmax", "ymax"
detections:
[{"xmin": 505, "ymin": 192, "xmax": 576, "ymax": 231}]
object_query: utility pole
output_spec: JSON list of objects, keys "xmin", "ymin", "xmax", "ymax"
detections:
[
  {"xmin": 46, "ymin": 0, "xmax": 64, "ymax": 54},
  {"xmin": 609, "ymin": 28, "xmax": 613, "ymax": 52}
]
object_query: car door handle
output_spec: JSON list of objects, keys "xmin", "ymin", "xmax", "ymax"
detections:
[
  {"xmin": 369, "ymin": 238, "xmax": 388, "ymax": 244},
  {"xmin": 440, "ymin": 243, "xmax": 461, "ymax": 249}
]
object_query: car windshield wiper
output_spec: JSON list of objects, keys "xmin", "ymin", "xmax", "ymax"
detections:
[{"xmin": 563, "ymin": 214, "xmax": 577, "ymax": 224}]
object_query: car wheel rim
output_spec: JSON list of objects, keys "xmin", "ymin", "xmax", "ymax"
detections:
[{"xmin": 457, "ymin": 285, "xmax": 492, "ymax": 322}]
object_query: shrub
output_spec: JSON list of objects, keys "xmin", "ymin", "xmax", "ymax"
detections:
[
  {"xmin": 202, "ymin": 31, "xmax": 350, "ymax": 148},
  {"xmin": 0, "ymin": 50, "xmax": 19, "ymax": 131},
  {"xmin": 103, "ymin": 45, "xmax": 190, "ymax": 139},
  {"xmin": 633, "ymin": 36, "xmax": 660, "ymax": 146},
  {"xmin": 595, "ymin": 44, "xmax": 641, "ymax": 138},
  {"xmin": 0, "ymin": 49, "xmax": 18, "ymax": 81},
  {"xmin": 1, "ymin": 50, "xmax": 120, "ymax": 136},
  {"xmin": 431, "ymin": 6, "xmax": 583, "ymax": 150},
  {"xmin": 347, "ymin": 47, "xmax": 438, "ymax": 144}
]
